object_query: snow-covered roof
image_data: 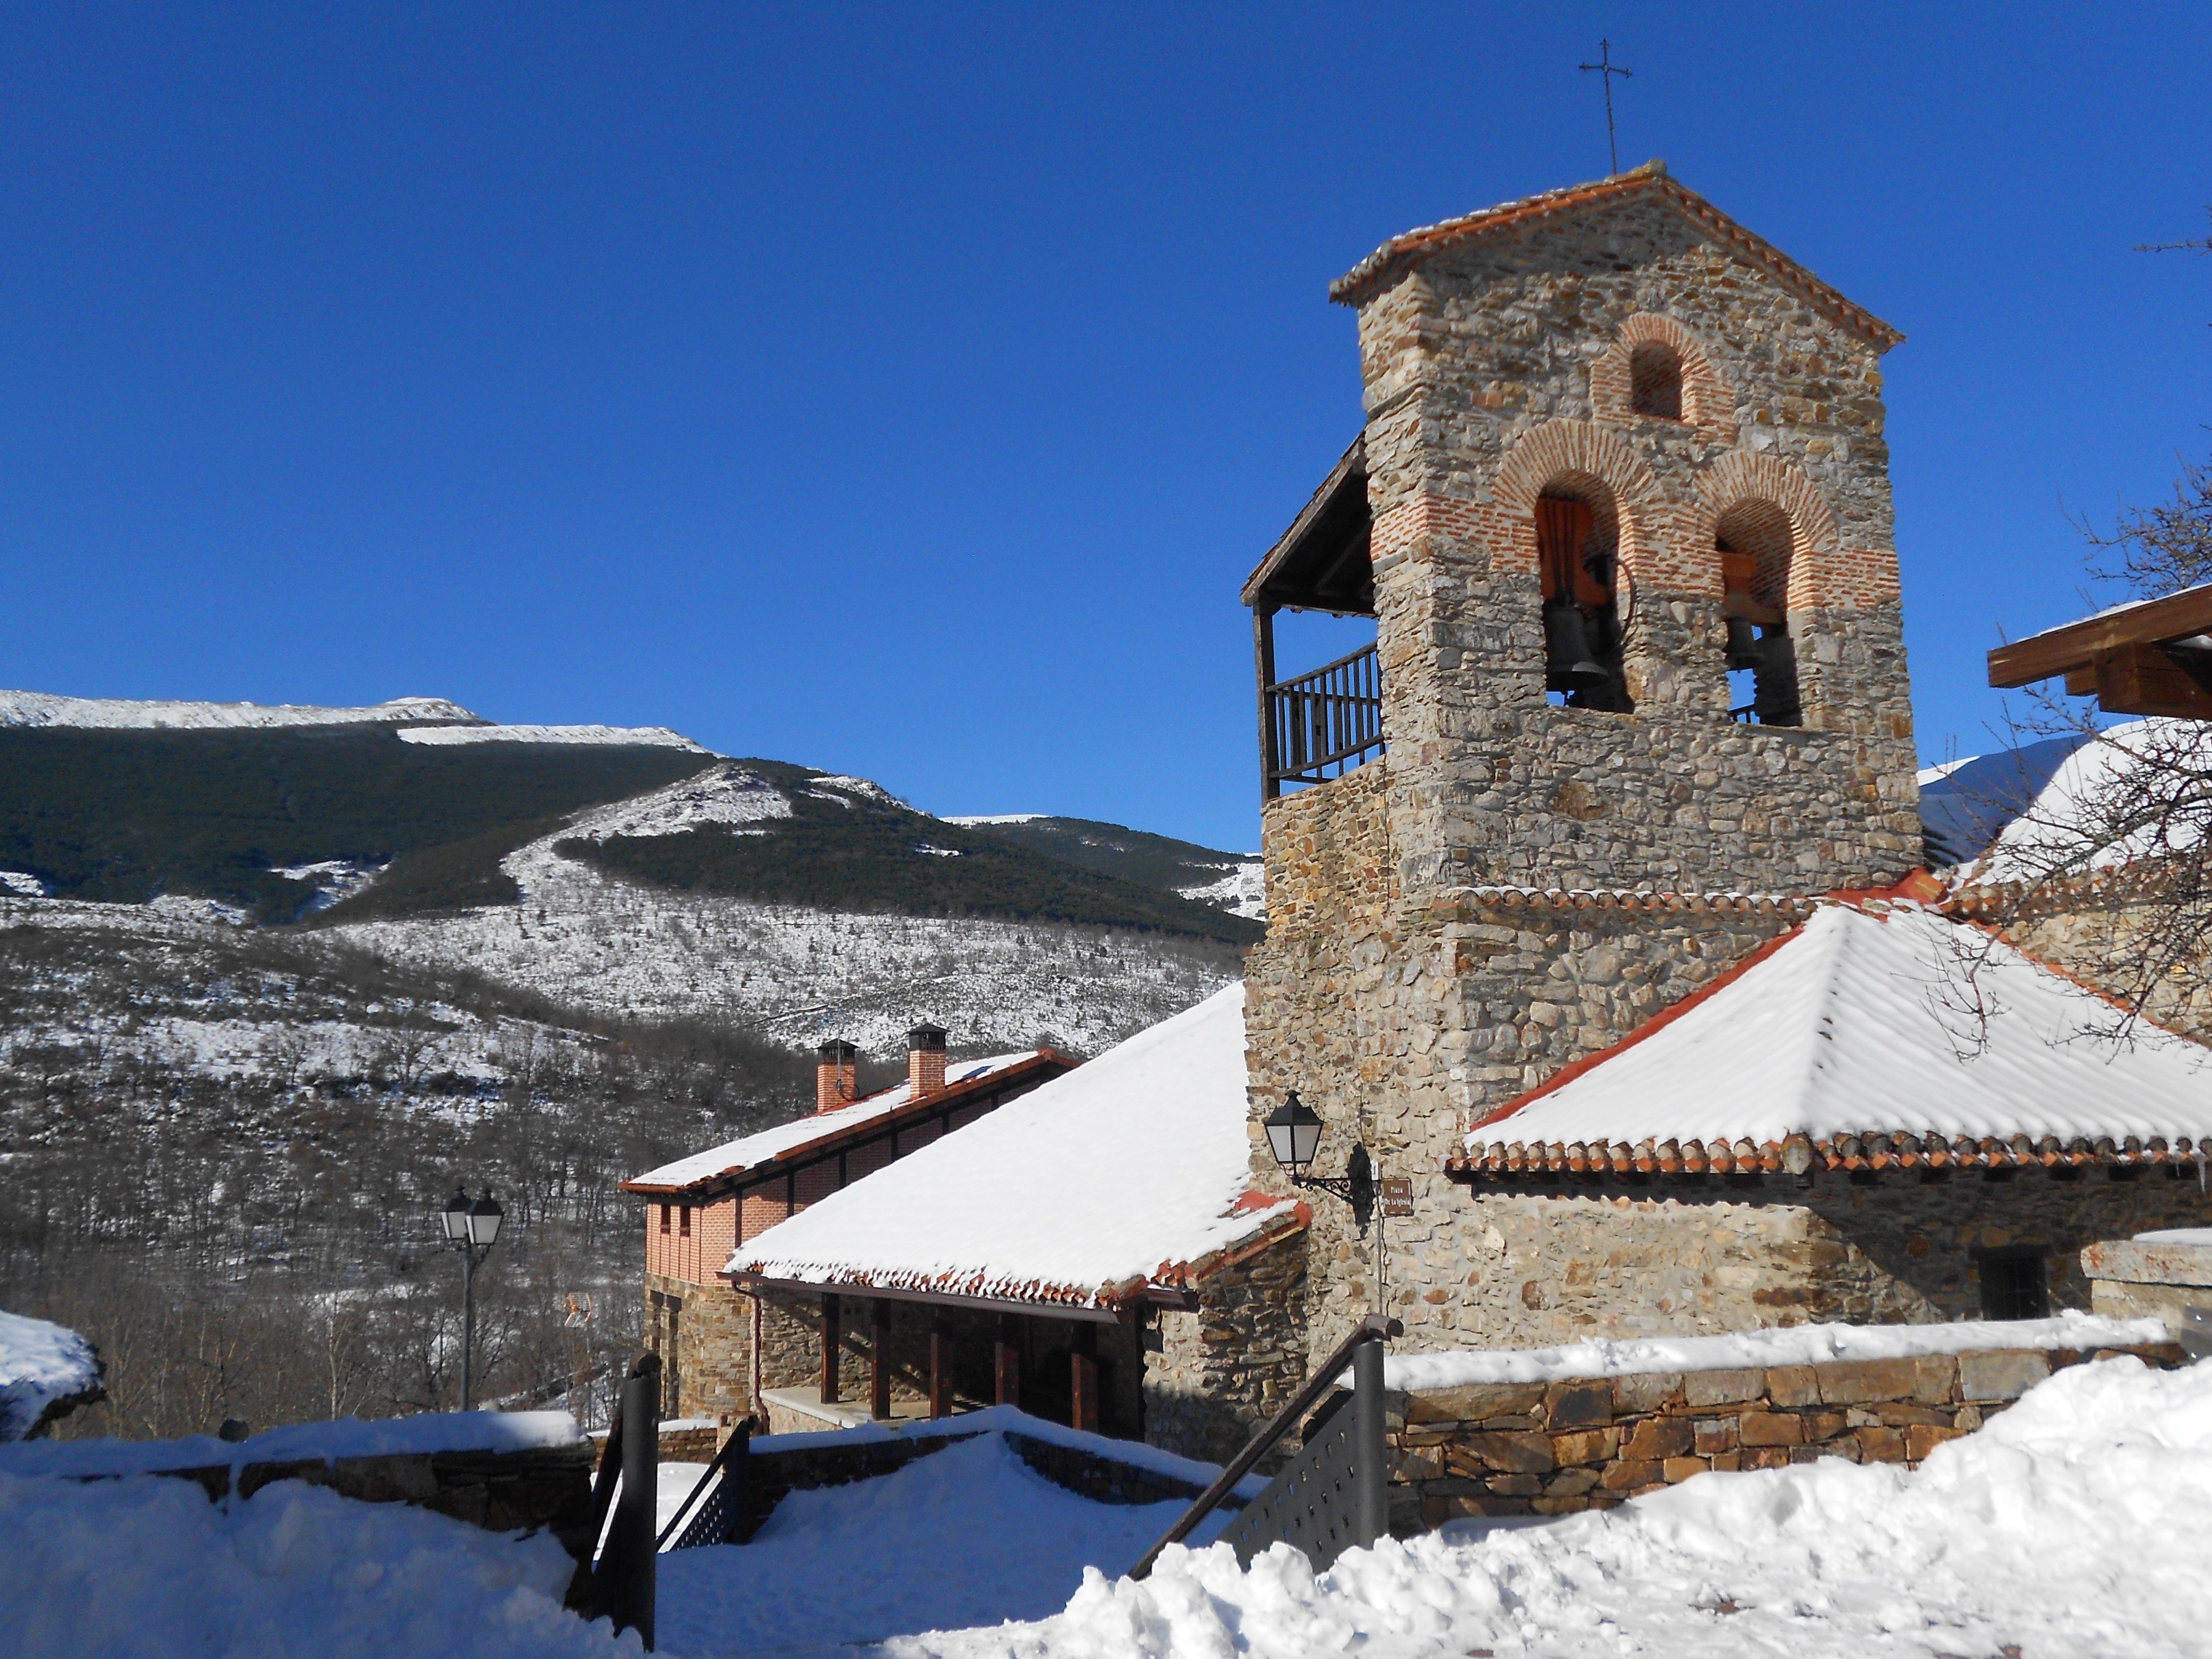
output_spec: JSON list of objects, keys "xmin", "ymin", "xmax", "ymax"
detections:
[
  {"xmin": 1459, "ymin": 900, "xmax": 2212, "ymax": 1175},
  {"xmin": 0, "ymin": 1310, "xmax": 102, "ymax": 1440},
  {"xmin": 728, "ymin": 985, "xmax": 1304, "ymax": 1310},
  {"xmin": 1966, "ymin": 718, "xmax": 2210, "ymax": 883},
  {"xmin": 625, "ymin": 1051, "xmax": 1052, "ymax": 1193}
]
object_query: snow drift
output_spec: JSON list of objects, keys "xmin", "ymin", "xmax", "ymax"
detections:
[{"xmin": 902, "ymin": 1354, "xmax": 2212, "ymax": 1659}]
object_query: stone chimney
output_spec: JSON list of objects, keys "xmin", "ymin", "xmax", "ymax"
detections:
[
  {"xmin": 816, "ymin": 1039, "xmax": 858, "ymax": 1112},
  {"xmin": 906, "ymin": 1023, "xmax": 948, "ymax": 1099}
]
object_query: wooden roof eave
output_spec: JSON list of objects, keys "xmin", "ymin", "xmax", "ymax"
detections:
[
  {"xmin": 1241, "ymin": 436, "xmax": 1373, "ymax": 614},
  {"xmin": 1988, "ymin": 584, "xmax": 2212, "ymax": 687},
  {"xmin": 619, "ymin": 1048, "xmax": 1079, "ymax": 1200},
  {"xmin": 722, "ymin": 1271, "xmax": 1129, "ymax": 1324}
]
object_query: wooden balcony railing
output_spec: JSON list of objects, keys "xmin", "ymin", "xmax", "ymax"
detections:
[{"xmin": 1264, "ymin": 643, "xmax": 1384, "ymax": 798}]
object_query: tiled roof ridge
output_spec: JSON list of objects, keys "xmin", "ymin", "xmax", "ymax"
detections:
[
  {"xmin": 1329, "ymin": 164, "xmax": 1904, "ymax": 350},
  {"xmin": 1451, "ymin": 1126, "xmax": 2206, "ymax": 1178},
  {"xmin": 621, "ymin": 1047, "xmax": 1073, "ymax": 1195}
]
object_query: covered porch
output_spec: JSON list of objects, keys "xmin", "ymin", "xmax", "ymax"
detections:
[{"xmin": 739, "ymin": 1281, "xmax": 1149, "ymax": 1439}]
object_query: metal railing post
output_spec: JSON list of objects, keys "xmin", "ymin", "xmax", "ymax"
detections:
[
  {"xmin": 602, "ymin": 1352, "xmax": 661, "ymax": 1649},
  {"xmin": 1352, "ymin": 1332, "xmax": 1387, "ymax": 1549}
]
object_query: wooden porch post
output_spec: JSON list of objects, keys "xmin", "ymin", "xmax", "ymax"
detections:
[
  {"xmin": 994, "ymin": 1314, "xmax": 1021, "ymax": 1408},
  {"xmin": 929, "ymin": 1318, "xmax": 953, "ymax": 1419},
  {"xmin": 1070, "ymin": 1323, "xmax": 1099, "ymax": 1435},
  {"xmin": 1254, "ymin": 605, "xmax": 1280, "ymax": 802},
  {"xmin": 819, "ymin": 1293, "xmax": 841, "ymax": 1405},
  {"xmin": 870, "ymin": 1298, "xmax": 892, "ymax": 1420}
]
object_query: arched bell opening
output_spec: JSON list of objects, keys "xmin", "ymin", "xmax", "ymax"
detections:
[
  {"xmin": 1537, "ymin": 482, "xmax": 1633, "ymax": 713},
  {"xmin": 1715, "ymin": 499, "xmax": 1801, "ymax": 727}
]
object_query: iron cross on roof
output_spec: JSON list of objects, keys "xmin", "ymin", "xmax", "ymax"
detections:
[{"xmin": 1579, "ymin": 39, "xmax": 1633, "ymax": 177}]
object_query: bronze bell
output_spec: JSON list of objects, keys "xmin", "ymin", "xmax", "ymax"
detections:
[
  {"xmin": 1544, "ymin": 600, "xmax": 1611, "ymax": 693},
  {"xmin": 1724, "ymin": 614, "xmax": 1763, "ymax": 672}
]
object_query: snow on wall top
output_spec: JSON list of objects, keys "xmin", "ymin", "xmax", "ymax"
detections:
[
  {"xmin": 1378, "ymin": 1310, "xmax": 2169, "ymax": 1391},
  {"xmin": 627, "ymin": 1052, "xmax": 1043, "ymax": 1190},
  {"xmin": 1469, "ymin": 901, "xmax": 2212, "ymax": 1151},
  {"xmin": 0, "ymin": 1310, "xmax": 101, "ymax": 1440},
  {"xmin": 0, "ymin": 689, "xmax": 478, "ymax": 730},
  {"xmin": 397, "ymin": 723, "xmax": 707, "ymax": 751},
  {"xmin": 731, "ymin": 985, "xmax": 1302, "ymax": 1308},
  {"xmin": 0, "ymin": 1408, "xmax": 581, "ymax": 1478}
]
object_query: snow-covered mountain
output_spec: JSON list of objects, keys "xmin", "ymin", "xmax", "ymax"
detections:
[{"xmin": 0, "ymin": 692, "xmax": 1258, "ymax": 1057}]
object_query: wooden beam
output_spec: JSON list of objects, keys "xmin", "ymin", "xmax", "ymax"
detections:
[
  {"xmin": 929, "ymin": 1321, "xmax": 953, "ymax": 1420},
  {"xmin": 994, "ymin": 1315, "xmax": 1021, "ymax": 1408},
  {"xmin": 1255, "ymin": 606, "xmax": 1279, "ymax": 803},
  {"xmin": 819, "ymin": 1293, "xmax": 840, "ymax": 1405},
  {"xmin": 2086, "ymin": 643, "xmax": 2212, "ymax": 719},
  {"xmin": 1989, "ymin": 584, "xmax": 2212, "ymax": 688},
  {"xmin": 1070, "ymin": 1324, "xmax": 1099, "ymax": 1435},
  {"xmin": 870, "ymin": 1298, "xmax": 892, "ymax": 1421}
]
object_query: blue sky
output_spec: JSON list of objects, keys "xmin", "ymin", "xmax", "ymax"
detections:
[{"xmin": 1, "ymin": 5, "xmax": 2207, "ymax": 852}]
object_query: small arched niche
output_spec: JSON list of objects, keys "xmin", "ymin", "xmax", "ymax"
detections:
[
  {"xmin": 1629, "ymin": 341, "xmax": 1684, "ymax": 420},
  {"xmin": 1537, "ymin": 481, "xmax": 1633, "ymax": 713},
  {"xmin": 1715, "ymin": 499, "xmax": 1800, "ymax": 727}
]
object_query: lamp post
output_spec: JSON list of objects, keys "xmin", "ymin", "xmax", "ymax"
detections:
[
  {"xmin": 1263, "ymin": 1092, "xmax": 1374, "ymax": 1230},
  {"xmin": 439, "ymin": 1185, "xmax": 504, "ymax": 1411}
]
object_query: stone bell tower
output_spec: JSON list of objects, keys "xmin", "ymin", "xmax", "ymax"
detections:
[{"xmin": 1239, "ymin": 165, "xmax": 1923, "ymax": 1368}]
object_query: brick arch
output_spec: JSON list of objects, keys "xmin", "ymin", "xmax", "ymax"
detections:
[
  {"xmin": 1590, "ymin": 312, "xmax": 1732, "ymax": 436},
  {"xmin": 1696, "ymin": 451, "xmax": 1842, "ymax": 614},
  {"xmin": 1490, "ymin": 420, "xmax": 1669, "ymax": 590}
]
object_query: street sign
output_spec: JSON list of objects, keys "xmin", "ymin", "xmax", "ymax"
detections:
[{"xmin": 1380, "ymin": 1177, "xmax": 1414, "ymax": 1218}]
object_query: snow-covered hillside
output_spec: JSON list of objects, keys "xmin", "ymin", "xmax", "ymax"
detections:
[{"xmin": 0, "ymin": 689, "xmax": 479, "ymax": 730}]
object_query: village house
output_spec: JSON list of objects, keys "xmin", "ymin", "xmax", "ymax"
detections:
[
  {"xmin": 626, "ymin": 163, "xmax": 2212, "ymax": 1471},
  {"xmin": 619, "ymin": 1028, "xmax": 1074, "ymax": 1422}
]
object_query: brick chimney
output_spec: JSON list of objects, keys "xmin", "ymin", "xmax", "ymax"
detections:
[
  {"xmin": 816, "ymin": 1039, "xmax": 858, "ymax": 1112},
  {"xmin": 906, "ymin": 1023, "xmax": 948, "ymax": 1099}
]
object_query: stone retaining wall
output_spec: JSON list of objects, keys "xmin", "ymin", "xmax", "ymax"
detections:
[{"xmin": 1387, "ymin": 1339, "xmax": 2185, "ymax": 1530}]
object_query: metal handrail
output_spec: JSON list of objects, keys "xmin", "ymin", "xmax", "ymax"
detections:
[{"xmin": 1128, "ymin": 1313, "xmax": 1399, "ymax": 1580}]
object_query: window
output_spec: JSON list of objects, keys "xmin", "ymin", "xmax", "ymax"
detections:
[
  {"xmin": 1537, "ymin": 489, "xmax": 1632, "ymax": 712},
  {"xmin": 679, "ymin": 1204, "xmax": 692, "ymax": 1237},
  {"xmin": 1977, "ymin": 1250, "xmax": 2050, "ymax": 1321},
  {"xmin": 1629, "ymin": 342, "xmax": 1683, "ymax": 419},
  {"xmin": 658, "ymin": 1203, "xmax": 671, "ymax": 1235}
]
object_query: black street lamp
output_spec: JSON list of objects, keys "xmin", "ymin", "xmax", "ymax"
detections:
[
  {"xmin": 1263, "ymin": 1092, "xmax": 1374, "ymax": 1230},
  {"xmin": 439, "ymin": 1185, "xmax": 504, "ymax": 1410}
]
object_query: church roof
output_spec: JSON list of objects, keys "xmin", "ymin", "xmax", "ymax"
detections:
[
  {"xmin": 1330, "ymin": 162, "xmax": 1904, "ymax": 350},
  {"xmin": 725, "ymin": 984, "xmax": 1306, "ymax": 1312},
  {"xmin": 1454, "ymin": 898, "xmax": 2212, "ymax": 1179}
]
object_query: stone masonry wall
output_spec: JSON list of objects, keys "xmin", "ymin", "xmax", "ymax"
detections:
[
  {"xmin": 1409, "ymin": 1167, "xmax": 2212, "ymax": 1352},
  {"xmin": 646, "ymin": 1270, "xmax": 751, "ymax": 1424},
  {"xmin": 1388, "ymin": 1339, "xmax": 2186, "ymax": 1529},
  {"xmin": 1143, "ymin": 1237, "xmax": 1309, "ymax": 1467}
]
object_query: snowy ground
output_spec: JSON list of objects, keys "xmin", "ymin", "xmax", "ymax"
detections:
[
  {"xmin": 0, "ymin": 1469, "xmax": 635, "ymax": 1659},
  {"xmin": 658, "ymin": 1430, "xmax": 1229, "ymax": 1659},
  {"xmin": 902, "ymin": 1355, "xmax": 2211, "ymax": 1659}
]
